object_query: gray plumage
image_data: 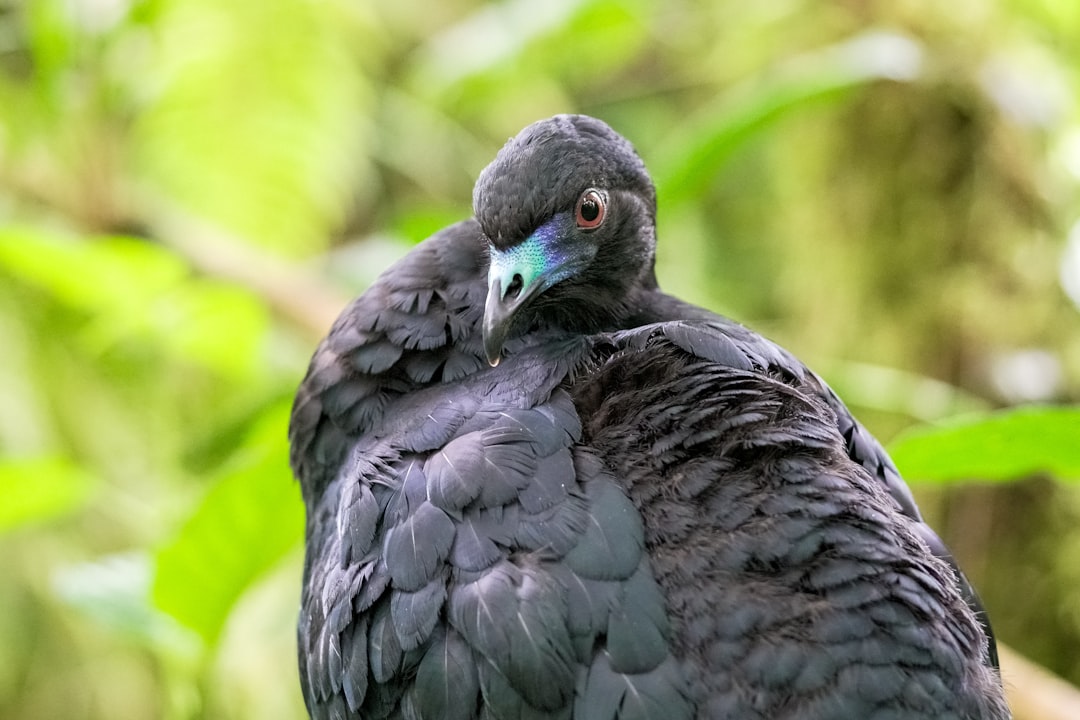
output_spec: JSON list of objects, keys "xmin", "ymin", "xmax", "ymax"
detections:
[{"xmin": 290, "ymin": 114, "xmax": 1009, "ymax": 719}]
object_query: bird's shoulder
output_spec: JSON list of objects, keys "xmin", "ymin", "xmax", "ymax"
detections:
[
  {"xmin": 289, "ymin": 220, "xmax": 490, "ymax": 501},
  {"xmin": 622, "ymin": 299, "xmax": 916, "ymax": 512},
  {"xmin": 568, "ymin": 320, "xmax": 1007, "ymax": 718}
]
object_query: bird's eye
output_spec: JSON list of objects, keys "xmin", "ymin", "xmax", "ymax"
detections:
[{"xmin": 575, "ymin": 189, "xmax": 606, "ymax": 230}]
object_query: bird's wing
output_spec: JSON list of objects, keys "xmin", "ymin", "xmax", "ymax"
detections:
[
  {"xmin": 813, "ymin": 365, "xmax": 1002, "ymax": 669},
  {"xmin": 289, "ymin": 220, "xmax": 490, "ymax": 503},
  {"xmin": 293, "ymin": 233, "xmax": 694, "ymax": 720},
  {"xmin": 571, "ymin": 321, "xmax": 1008, "ymax": 718},
  {"xmin": 299, "ymin": 339, "xmax": 693, "ymax": 719}
]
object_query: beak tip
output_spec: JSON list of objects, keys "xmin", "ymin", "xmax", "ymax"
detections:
[
  {"xmin": 483, "ymin": 333, "xmax": 504, "ymax": 367},
  {"xmin": 483, "ymin": 276, "xmax": 509, "ymax": 368}
]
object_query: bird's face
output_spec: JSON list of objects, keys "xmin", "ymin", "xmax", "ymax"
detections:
[
  {"xmin": 482, "ymin": 186, "xmax": 610, "ymax": 365},
  {"xmin": 474, "ymin": 115, "xmax": 657, "ymax": 366}
]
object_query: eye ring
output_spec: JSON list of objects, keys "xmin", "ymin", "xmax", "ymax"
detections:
[{"xmin": 575, "ymin": 189, "xmax": 606, "ymax": 230}]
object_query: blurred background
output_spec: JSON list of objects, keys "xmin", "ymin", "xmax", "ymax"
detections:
[{"xmin": 2, "ymin": 0, "xmax": 1079, "ymax": 718}]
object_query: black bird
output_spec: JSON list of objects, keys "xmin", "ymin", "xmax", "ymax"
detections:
[{"xmin": 290, "ymin": 114, "xmax": 1010, "ymax": 719}]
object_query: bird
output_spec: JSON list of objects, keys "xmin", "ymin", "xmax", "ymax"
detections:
[{"xmin": 289, "ymin": 114, "xmax": 1010, "ymax": 719}]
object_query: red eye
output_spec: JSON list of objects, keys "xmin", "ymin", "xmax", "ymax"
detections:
[{"xmin": 575, "ymin": 189, "xmax": 606, "ymax": 229}]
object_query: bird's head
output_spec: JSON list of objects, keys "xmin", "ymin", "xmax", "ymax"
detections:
[{"xmin": 473, "ymin": 114, "xmax": 659, "ymax": 366}]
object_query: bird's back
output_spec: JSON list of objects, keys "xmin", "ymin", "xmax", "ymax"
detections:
[{"xmin": 573, "ymin": 323, "xmax": 1010, "ymax": 719}]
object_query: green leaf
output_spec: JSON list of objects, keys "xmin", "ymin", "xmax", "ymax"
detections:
[
  {"xmin": 0, "ymin": 228, "xmax": 187, "ymax": 314},
  {"xmin": 24, "ymin": 0, "xmax": 78, "ymax": 102},
  {"xmin": 888, "ymin": 405, "xmax": 1080, "ymax": 484},
  {"xmin": 0, "ymin": 456, "xmax": 96, "ymax": 532},
  {"xmin": 0, "ymin": 228, "xmax": 269, "ymax": 377},
  {"xmin": 132, "ymin": 0, "xmax": 371, "ymax": 255},
  {"xmin": 136, "ymin": 281, "xmax": 269, "ymax": 379},
  {"xmin": 152, "ymin": 401, "xmax": 303, "ymax": 643}
]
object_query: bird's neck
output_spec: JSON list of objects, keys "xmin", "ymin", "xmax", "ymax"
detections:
[{"xmin": 623, "ymin": 288, "xmax": 717, "ymax": 327}]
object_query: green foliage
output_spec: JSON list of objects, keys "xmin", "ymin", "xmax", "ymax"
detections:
[
  {"xmin": 0, "ymin": 456, "xmax": 96, "ymax": 531},
  {"xmin": 655, "ymin": 31, "xmax": 924, "ymax": 206},
  {"xmin": 1, "ymin": 0, "xmax": 1080, "ymax": 718},
  {"xmin": 132, "ymin": 0, "xmax": 372, "ymax": 255},
  {"xmin": 890, "ymin": 406, "xmax": 1080, "ymax": 484},
  {"xmin": 153, "ymin": 401, "xmax": 302, "ymax": 644},
  {"xmin": 54, "ymin": 552, "xmax": 200, "ymax": 659},
  {"xmin": 0, "ymin": 228, "xmax": 269, "ymax": 377}
]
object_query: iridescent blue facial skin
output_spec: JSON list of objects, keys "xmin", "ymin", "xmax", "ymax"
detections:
[
  {"xmin": 483, "ymin": 213, "xmax": 599, "ymax": 365},
  {"xmin": 487, "ymin": 215, "xmax": 585, "ymax": 303}
]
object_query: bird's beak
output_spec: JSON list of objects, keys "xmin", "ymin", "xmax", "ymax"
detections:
[
  {"xmin": 483, "ymin": 226, "xmax": 562, "ymax": 366},
  {"xmin": 482, "ymin": 218, "xmax": 595, "ymax": 366},
  {"xmin": 483, "ymin": 266, "xmax": 544, "ymax": 367}
]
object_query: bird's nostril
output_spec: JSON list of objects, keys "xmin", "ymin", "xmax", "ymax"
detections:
[{"xmin": 506, "ymin": 274, "xmax": 524, "ymax": 300}]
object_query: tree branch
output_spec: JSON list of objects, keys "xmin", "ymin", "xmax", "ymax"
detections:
[{"xmin": 151, "ymin": 208, "xmax": 352, "ymax": 339}]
